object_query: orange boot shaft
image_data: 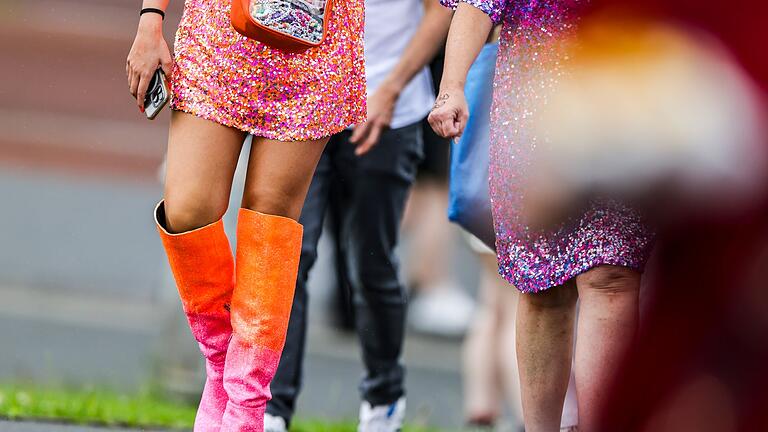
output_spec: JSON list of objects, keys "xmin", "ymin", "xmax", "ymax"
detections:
[
  {"xmin": 155, "ymin": 202, "xmax": 234, "ymax": 315},
  {"xmin": 231, "ymin": 207, "xmax": 303, "ymax": 350}
]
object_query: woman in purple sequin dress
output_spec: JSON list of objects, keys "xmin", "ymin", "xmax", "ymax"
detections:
[{"xmin": 429, "ymin": 1, "xmax": 654, "ymax": 430}]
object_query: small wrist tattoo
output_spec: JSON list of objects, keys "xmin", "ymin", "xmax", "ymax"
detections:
[{"xmin": 431, "ymin": 93, "xmax": 450, "ymax": 111}]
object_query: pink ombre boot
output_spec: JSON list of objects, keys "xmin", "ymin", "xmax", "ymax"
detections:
[
  {"xmin": 221, "ymin": 209, "xmax": 303, "ymax": 431},
  {"xmin": 155, "ymin": 201, "xmax": 233, "ymax": 431}
]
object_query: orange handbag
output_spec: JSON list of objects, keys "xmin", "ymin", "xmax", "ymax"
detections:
[{"xmin": 231, "ymin": 0, "xmax": 334, "ymax": 52}]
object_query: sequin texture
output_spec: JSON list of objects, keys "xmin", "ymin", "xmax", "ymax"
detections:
[
  {"xmin": 442, "ymin": 0, "xmax": 654, "ymax": 292},
  {"xmin": 171, "ymin": 0, "xmax": 366, "ymax": 141}
]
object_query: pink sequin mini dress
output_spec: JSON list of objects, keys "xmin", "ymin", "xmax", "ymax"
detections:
[
  {"xmin": 170, "ymin": 0, "xmax": 367, "ymax": 141},
  {"xmin": 443, "ymin": 0, "xmax": 654, "ymax": 293}
]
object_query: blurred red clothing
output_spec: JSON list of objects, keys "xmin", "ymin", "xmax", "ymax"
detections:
[
  {"xmin": 587, "ymin": 0, "xmax": 768, "ymax": 90},
  {"xmin": 579, "ymin": 2, "xmax": 768, "ymax": 431}
]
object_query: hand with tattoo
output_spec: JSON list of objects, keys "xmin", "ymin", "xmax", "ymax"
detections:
[{"xmin": 428, "ymin": 88, "xmax": 469, "ymax": 140}]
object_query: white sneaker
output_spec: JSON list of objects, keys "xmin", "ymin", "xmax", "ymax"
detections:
[
  {"xmin": 409, "ymin": 282, "xmax": 475, "ymax": 337},
  {"xmin": 264, "ymin": 413, "xmax": 288, "ymax": 432},
  {"xmin": 358, "ymin": 397, "xmax": 406, "ymax": 432}
]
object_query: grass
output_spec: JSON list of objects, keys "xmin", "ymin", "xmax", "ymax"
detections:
[
  {"xmin": 0, "ymin": 384, "xmax": 196, "ymax": 429},
  {"xmin": 0, "ymin": 384, "xmax": 439, "ymax": 431}
]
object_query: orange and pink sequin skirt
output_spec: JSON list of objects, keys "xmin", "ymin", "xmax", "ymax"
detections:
[{"xmin": 170, "ymin": 0, "xmax": 366, "ymax": 141}]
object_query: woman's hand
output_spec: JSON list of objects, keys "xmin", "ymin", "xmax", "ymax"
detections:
[
  {"xmin": 428, "ymin": 88, "xmax": 469, "ymax": 140},
  {"xmin": 126, "ymin": 14, "xmax": 172, "ymax": 113}
]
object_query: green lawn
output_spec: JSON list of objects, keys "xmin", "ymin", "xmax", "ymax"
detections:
[{"xmin": 0, "ymin": 384, "xmax": 439, "ymax": 431}]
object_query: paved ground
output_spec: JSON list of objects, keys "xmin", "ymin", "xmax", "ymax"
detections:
[{"xmin": 0, "ymin": 420, "xmax": 163, "ymax": 432}]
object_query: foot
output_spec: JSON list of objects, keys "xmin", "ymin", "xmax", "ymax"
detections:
[
  {"xmin": 264, "ymin": 413, "xmax": 288, "ymax": 432},
  {"xmin": 358, "ymin": 397, "xmax": 406, "ymax": 432}
]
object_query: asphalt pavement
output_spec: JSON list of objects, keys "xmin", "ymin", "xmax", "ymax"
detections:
[{"xmin": 0, "ymin": 420, "xmax": 164, "ymax": 432}]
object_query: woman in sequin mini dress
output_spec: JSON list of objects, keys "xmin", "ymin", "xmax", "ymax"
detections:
[
  {"xmin": 429, "ymin": 1, "xmax": 653, "ymax": 430},
  {"xmin": 126, "ymin": 0, "xmax": 365, "ymax": 430}
]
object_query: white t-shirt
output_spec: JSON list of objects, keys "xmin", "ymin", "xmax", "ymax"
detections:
[{"xmin": 364, "ymin": 0, "xmax": 435, "ymax": 129}]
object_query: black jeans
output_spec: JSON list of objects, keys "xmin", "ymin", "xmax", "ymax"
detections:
[{"xmin": 265, "ymin": 123, "xmax": 424, "ymax": 424}]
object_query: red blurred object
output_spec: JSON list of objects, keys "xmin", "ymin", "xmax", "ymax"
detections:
[
  {"xmin": 582, "ymin": 5, "xmax": 768, "ymax": 430},
  {"xmin": 597, "ymin": 201, "xmax": 768, "ymax": 432},
  {"xmin": 586, "ymin": 0, "xmax": 768, "ymax": 90}
]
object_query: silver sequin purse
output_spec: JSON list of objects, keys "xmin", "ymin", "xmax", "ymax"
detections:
[{"xmin": 231, "ymin": 0, "xmax": 332, "ymax": 52}]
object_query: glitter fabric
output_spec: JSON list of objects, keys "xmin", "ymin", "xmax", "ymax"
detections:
[
  {"xmin": 171, "ymin": 0, "xmax": 366, "ymax": 141},
  {"xmin": 442, "ymin": 0, "xmax": 654, "ymax": 292},
  {"xmin": 249, "ymin": 0, "xmax": 327, "ymax": 44},
  {"xmin": 155, "ymin": 202, "xmax": 234, "ymax": 431}
]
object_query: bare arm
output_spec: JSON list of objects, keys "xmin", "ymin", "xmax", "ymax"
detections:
[
  {"xmin": 381, "ymin": 0, "xmax": 454, "ymax": 95},
  {"xmin": 350, "ymin": 0, "xmax": 453, "ymax": 155},
  {"xmin": 127, "ymin": 0, "xmax": 173, "ymax": 113},
  {"xmin": 428, "ymin": 3, "xmax": 492, "ymax": 139}
]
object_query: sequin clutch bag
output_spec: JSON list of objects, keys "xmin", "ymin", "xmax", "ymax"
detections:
[{"xmin": 231, "ymin": 0, "xmax": 333, "ymax": 52}]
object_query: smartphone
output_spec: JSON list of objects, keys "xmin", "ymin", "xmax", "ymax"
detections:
[{"xmin": 144, "ymin": 69, "xmax": 169, "ymax": 120}]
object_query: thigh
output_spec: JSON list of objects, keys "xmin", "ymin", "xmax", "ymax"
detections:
[
  {"xmin": 164, "ymin": 111, "xmax": 246, "ymax": 232},
  {"xmin": 242, "ymin": 136, "xmax": 329, "ymax": 220}
]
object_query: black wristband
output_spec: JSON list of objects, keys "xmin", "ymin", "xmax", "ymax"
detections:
[{"xmin": 140, "ymin": 8, "xmax": 165, "ymax": 20}]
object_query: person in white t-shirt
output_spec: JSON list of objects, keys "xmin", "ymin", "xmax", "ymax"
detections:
[{"xmin": 263, "ymin": 1, "xmax": 453, "ymax": 431}]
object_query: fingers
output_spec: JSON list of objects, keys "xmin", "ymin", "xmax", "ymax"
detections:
[
  {"xmin": 136, "ymin": 71, "xmax": 152, "ymax": 112},
  {"xmin": 455, "ymin": 109, "xmax": 469, "ymax": 138},
  {"xmin": 427, "ymin": 112, "xmax": 442, "ymax": 136},
  {"xmin": 441, "ymin": 117, "xmax": 460, "ymax": 139},
  {"xmin": 355, "ymin": 122, "xmax": 383, "ymax": 156},
  {"xmin": 127, "ymin": 63, "xmax": 134, "ymax": 94},
  {"xmin": 430, "ymin": 105, "xmax": 469, "ymax": 140},
  {"xmin": 160, "ymin": 50, "xmax": 173, "ymax": 77},
  {"xmin": 129, "ymin": 68, "xmax": 140, "ymax": 99},
  {"xmin": 350, "ymin": 121, "xmax": 370, "ymax": 144},
  {"xmin": 428, "ymin": 109, "xmax": 458, "ymax": 138}
]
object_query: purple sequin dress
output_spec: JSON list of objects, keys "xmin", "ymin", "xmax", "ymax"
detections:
[{"xmin": 442, "ymin": 0, "xmax": 654, "ymax": 293}]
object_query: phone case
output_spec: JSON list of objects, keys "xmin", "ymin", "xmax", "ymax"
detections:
[{"xmin": 145, "ymin": 70, "xmax": 169, "ymax": 120}]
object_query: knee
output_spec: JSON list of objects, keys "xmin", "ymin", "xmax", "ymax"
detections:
[
  {"xmin": 520, "ymin": 283, "xmax": 578, "ymax": 310},
  {"xmin": 162, "ymin": 191, "xmax": 229, "ymax": 233},
  {"xmin": 577, "ymin": 265, "xmax": 640, "ymax": 296},
  {"xmin": 241, "ymin": 185, "xmax": 304, "ymax": 220}
]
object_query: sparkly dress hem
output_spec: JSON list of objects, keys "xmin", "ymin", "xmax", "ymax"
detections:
[
  {"xmin": 503, "ymin": 255, "xmax": 649, "ymax": 294},
  {"xmin": 169, "ymin": 103, "xmax": 365, "ymax": 142}
]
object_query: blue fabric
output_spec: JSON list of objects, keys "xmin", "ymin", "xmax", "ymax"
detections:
[{"xmin": 447, "ymin": 42, "xmax": 498, "ymax": 249}]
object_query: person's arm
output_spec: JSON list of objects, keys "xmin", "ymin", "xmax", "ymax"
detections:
[
  {"xmin": 428, "ymin": 3, "xmax": 493, "ymax": 139},
  {"xmin": 127, "ymin": 0, "xmax": 173, "ymax": 113},
  {"xmin": 350, "ymin": 0, "xmax": 453, "ymax": 155}
]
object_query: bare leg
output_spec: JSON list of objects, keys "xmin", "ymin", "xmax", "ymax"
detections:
[
  {"xmin": 241, "ymin": 136, "xmax": 328, "ymax": 219},
  {"xmin": 158, "ymin": 111, "xmax": 246, "ymax": 430},
  {"xmin": 221, "ymin": 135, "xmax": 328, "ymax": 430},
  {"xmin": 517, "ymin": 282, "xmax": 578, "ymax": 432},
  {"xmin": 404, "ymin": 180, "xmax": 452, "ymax": 287},
  {"xmin": 163, "ymin": 111, "xmax": 245, "ymax": 232},
  {"xmin": 463, "ymin": 253, "xmax": 504, "ymax": 424},
  {"xmin": 496, "ymin": 267, "xmax": 523, "ymax": 425},
  {"xmin": 574, "ymin": 265, "xmax": 640, "ymax": 432}
]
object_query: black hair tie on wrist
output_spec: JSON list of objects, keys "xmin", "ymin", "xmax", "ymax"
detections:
[{"xmin": 140, "ymin": 7, "xmax": 165, "ymax": 20}]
